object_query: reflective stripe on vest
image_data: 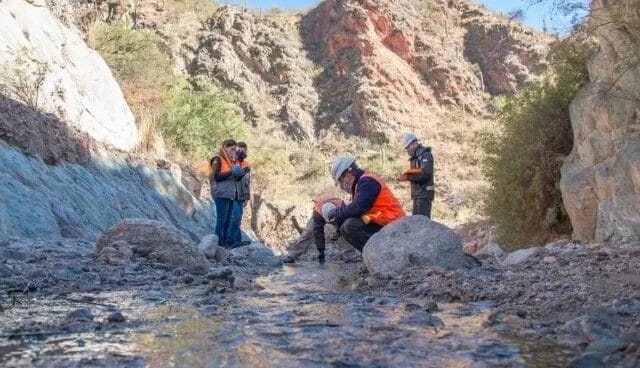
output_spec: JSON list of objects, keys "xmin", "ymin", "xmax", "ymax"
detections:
[{"xmin": 359, "ymin": 173, "xmax": 406, "ymax": 226}]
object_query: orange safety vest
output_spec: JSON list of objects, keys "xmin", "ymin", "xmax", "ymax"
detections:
[
  {"xmin": 359, "ymin": 173, "xmax": 405, "ymax": 226},
  {"xmin": 212, "ymin": 149, "xmax": 234, "ymax": 174}
]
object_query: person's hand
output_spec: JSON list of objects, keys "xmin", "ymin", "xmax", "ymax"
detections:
[
  {"xmin": 231, "ymin": 165, "xmax": 243, "ymax": 176},
  {"xmin": 318, "ymin": 250, "xmax": 325, "ymax": 264},
  {"xmin": 397, "ymin": 174, "xmax": 409, "ymax": 182}
]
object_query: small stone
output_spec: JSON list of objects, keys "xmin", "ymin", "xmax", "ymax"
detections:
[
  {"xmin": 173, "ymin": 267, "xmax": 189, "ymax": 277},
  {"xmin": 516, "ymin": 310, "xmax": 527, "ymax": 318},
  {"xmin": 66, "ymin": 308, "xmax": 94, "ymax": 322},
  {"xmin": 502, "ymin": 314, "xmax": 525, "ymax": 328},
  {"xmin": 567, "ymin": 353, "xmax": 605, "ymax": 368},
  {"xmin": 206, "ymin": 268, "xmax": 233, "ymax": 281},
  {"xmin": 107, "ymin": 310, "xmax": 126, "ymax": 323},
  {"xmin": 401, "ymin": 310, "xmax": 444, "ymax": 327},
  {"xmin": 543, "ymin": 256, "xmax": 557, "ymax": 264},
  {"xmin": 424, "ymin": 300, "xmax": 439, "ymax": 313},
  {"xmin": 182, "ymin": 274, "xmax": 195, "ymax": 284},
  {"xmin": 586, "ymin": 337, "xmax": 628, "ymax": 355}
]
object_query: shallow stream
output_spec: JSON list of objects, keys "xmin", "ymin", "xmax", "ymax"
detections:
[{"xmin": 1, "ymin": 262, "xmax": 572, "ymax": 367}]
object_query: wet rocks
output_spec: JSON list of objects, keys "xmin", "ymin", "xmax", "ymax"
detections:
[
  {"xmin": 66, "ymin": 308, "xmax": 94, "ymax": 322},
  {"xmin": 206, "ymin": 268, "xmax": 234, "ymax": 282},
  {"xmin": 96, "ymin": 219, "xmax": 211, "ymax": 274},
  {"xmin": 363, "ymin": 216, "xmax": 467, "ymax": 277},
  {"xmin": 107, "ymin": 310, "xmax": 126, "ymax": 323},
  {"xmin": 502, "ymin": 247, "xmax": 539, "ymax": 266},
  {"xmin": 401, "ymin": 310, "xmax": 444, "ymax": 327},
  {"xmin": 230, "ymin": 243, "xmax": 282, "ymax": 268},
  {"xmin": 199, "ymin": 235, "xmax": 230, "ymax": 262},
  {"xmin": 96, "ymin": 240, "xmax": 133, "ymax": 266}
]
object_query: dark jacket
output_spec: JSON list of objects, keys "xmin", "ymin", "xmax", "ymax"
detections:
[
  {"xmin": 408, "ymin": 145, "xmax": 434, "ymax": 199},
  {"xmin": 210, "ymin": 152, "xmax": 242, "ymax": 200},
  {"xmin": 332, "ymin": 169, "xmax": 381, "ymax": 223},
  {"xmin": 237, "ymin": 160, "xmax": 251, "ymax": 201}
]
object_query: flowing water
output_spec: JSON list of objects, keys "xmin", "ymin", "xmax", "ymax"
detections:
[{"xmin": 1, "ymin": 262, "xmax": 572, "ymax": 367}]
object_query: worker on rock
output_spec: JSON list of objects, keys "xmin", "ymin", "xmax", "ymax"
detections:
[
  {"xmin": 398, "ymin": 132, "xmax": 435, "ymax": 218},
  {"xmin": 322, "ymin": 156, "xmax": 405, "ymax": 259}
]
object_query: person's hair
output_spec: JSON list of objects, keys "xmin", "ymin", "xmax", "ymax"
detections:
[
  {"xmin": 237, "ymin": 141, "xmax": 247, "ymax": 149},
  {"xmin": 222, "ymin": 139, "xmax": 237, "ymax": 148}
]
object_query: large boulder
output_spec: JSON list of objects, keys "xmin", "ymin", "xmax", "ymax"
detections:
[
  {"xmin": 560, "ymin": 0, "xmax": 640, "ymax": 244},
  {"xmin": 363, "ymin": 216, "xmax": 467, "ymax": 277},
  {"xmin": 96, "ymin": 219, "xmax": 210, "ymax": 273}
]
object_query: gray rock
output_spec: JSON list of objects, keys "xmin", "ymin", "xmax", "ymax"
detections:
[
  {"xmin": 503, "ymin": 247, "xmax": 539, "ymax": 266},
  {"xmin": 96, "ymin": 219, "xmax": 211, "ymax": 274},
  {"xmin": 362, "ymin": 216, "xmax": 466, "ymax": 277},
  {"xmin": 206, "ymin": 268, "xmax": 234, "ymax": 282},
  {"xmin": 107, "ymin": 310, "xmax": 126, "ymax": 323},
  {"xmin": 401, "ymin": 310, "xmax": 444, "ymax": 327},
  {"xmin": 96, "ymin": 240, "xmax": 133, "ymax": 266},
  {"xmin": 567, "ymin": 353, "xmax": 605, "ymax": 368},
  {"xmin": 198, "ymin": 234, "xmax": 219, "ymax": 250},
  {"xmin": 230, "ymin": 243, "xmax": 282, "ymax": 268},
  {"xmin": 141, "ymin": 290, "xmax": 169, "ymax": 302},
  {"xmin": 66, "ymin": 308, "xmax": 94, "ymax": 322},
  {"xmin": 199, "ymin": 235, "xmax": 229, "ymax": 262},
  {"xmin": 476, "ymin": 242, "xmax": 505, "ymax": 258},
  {"xmin": 586, "ymin": 338, "xmax": 627, "ymax": 355}
]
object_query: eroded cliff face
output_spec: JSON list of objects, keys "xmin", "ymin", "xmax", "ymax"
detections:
[
  {"xmin": 0, "ymin": 0, "xmax": 138, "ymax": 151},
  {"xmin": 0, "ymin": 0, "xmax": 213, "ymax": 242},
  {"xmin": 561, "ymin": 0, "xmax": 640, "ymax": 243}
]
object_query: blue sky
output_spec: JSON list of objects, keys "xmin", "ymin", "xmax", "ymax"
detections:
[{"xmin": 219, "ymin": 0, "xmax": 585, "ymax": 34}]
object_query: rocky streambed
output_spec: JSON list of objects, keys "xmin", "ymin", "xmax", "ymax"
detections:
[{"xmin": 1, "ymin": 236, "xmax": 639, "ymax": 367}]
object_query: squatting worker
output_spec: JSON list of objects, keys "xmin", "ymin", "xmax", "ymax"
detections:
[
  {"xmin": 320, "ymin": 156, "xmax": 406, "ymax": 259},
  {"xmin": 397, "ymin": 132, "xmax": 435, "ymax": 217},
  {"xmin": 210, "ymin": 139, "xmax": 246, "ymax": 248},
  {"xmin": 282, "ymin": 195, "xmax": 345, "ymax": 264}
]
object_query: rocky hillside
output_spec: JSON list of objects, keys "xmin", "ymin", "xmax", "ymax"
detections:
[
  {"xmin": 190, "ymin": 0, "xmax": 551, "ymax": 141},
  {"xmin": 0, "ymin": 0, "xmax": 213, "ymax": 241},
  {"xmin": 45, "ymin": 0, "xmax": 554, "ymax": 246},
  {"xmin": 561, "ymin": 0, "xmax": 640, "ymax": 244}
]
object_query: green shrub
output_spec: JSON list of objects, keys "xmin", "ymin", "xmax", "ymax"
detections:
[
  {"xmin": 160, "ymin": 77, "xmax": 248, "ymax": 157},
  {"xmin": 89, "ymin": 22, "xmax": 171, "ymax": 83},
  {"xmin": 482, "ymin": 41, "xmax": 590, "ymax": 249}
]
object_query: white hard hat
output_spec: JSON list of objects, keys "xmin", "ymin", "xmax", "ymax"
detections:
[
  {"xmin": 321, "ymin": 202, "xmax": 336, "ymax": 221},
  {"xmin": 330, "ymin": 156, "xmax": 355, "ymax": 182},
  {"xmin": 402, "ymin": 132, "xmax": 418, "ymax": 149}
]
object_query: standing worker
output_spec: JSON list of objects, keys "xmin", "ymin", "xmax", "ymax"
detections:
[
  {"xmin": 210, "ymin": 139, "xmax": 244, "ymax": 248},
  {"xmin": 229, "ymin": 141, "xmax": 252, "ymax": 247},
  {"xmin": 398, "ymin": 132, "xmax": 435, "ymax": 218}
]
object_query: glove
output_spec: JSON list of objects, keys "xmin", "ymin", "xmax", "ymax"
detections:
[
  {"xmin": 397, "ymin": 174, "xmax": 409, "ymax": 182},
  {"xmin": 318, "ymin": 250, "xmax": 325, "ymax": 264},
  {"xmin": 231, "ymin": 165, "xmax": 243, "ymax": 177}
]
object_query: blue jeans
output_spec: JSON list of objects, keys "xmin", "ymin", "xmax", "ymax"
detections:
[
  {"xmin": 229, "ymin": 200, "xmax": 245, "ymax": 246},
  {"xmin": 214, "ymin": 198, "xmax": 234, "ymax": 248}
]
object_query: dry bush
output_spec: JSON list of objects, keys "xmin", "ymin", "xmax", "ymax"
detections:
[{"xmin": 0, "ymin": 47, "xmax": 49, "ymax": 109}]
